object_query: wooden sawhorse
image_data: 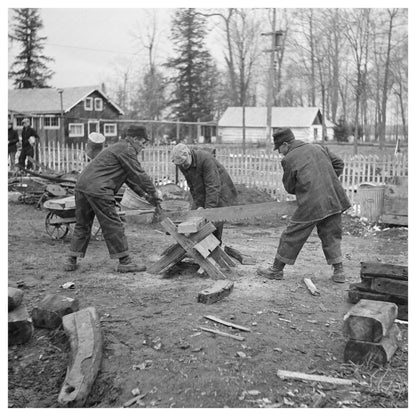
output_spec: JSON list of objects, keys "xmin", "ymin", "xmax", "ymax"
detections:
[{"xmin": 147, "ymin": 217, "xmax": 235, "ymax": 279}]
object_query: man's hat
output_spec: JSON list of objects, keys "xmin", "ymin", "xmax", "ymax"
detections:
[
  {"xmin": 86, "ymin": 132, "xmax": 105, "ymax": 159},
  {"xmin": 171, "ymin": 143, "xmax": 191, "ymax": 165},
  {"xmin": 273, "ymin": 128, "xmax": 295, "ymax": 150},
  {"xmin": 125, "ymin": 125, "xmax": 148, "ymax": 140}
]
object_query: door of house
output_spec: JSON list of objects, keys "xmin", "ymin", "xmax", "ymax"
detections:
[{"xmin": 88, "ymin": 120, "xmax": 100, "ymax": 135}]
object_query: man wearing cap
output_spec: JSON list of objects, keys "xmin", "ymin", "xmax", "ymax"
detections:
[
  {"xmin": 257, "ymin": 128, "xmax": 351, "ymax": 283},
  {"xmin": 64, "ymin": 125, "xmax": 162, "ymax": 273},
  {"xmin": 171, "ymin": 143, "xmax": 237, "ymax": 244},
  {"xmin": 18, "ymin": 118, "xmax": 39, "ymax": 170},
  {"xmin": 8, "ymin": 120, "xmax": 19, "ymax": 171},
  {"xmin": 86, "ymin": 132, "xmax": 106, "ymax": 160}
]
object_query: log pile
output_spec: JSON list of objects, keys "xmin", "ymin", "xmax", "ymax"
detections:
[
  {"xmin": 343, "ymin": 299, "xmax": 401, "ymax": 365},
  {"xmin": 347, "ymin": 262, "xmax": 408, "ymax": 321}
]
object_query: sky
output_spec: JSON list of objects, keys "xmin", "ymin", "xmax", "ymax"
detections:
[{"xmin": 7, "ymin": 1, "xmax": 413, "ymax": 90}]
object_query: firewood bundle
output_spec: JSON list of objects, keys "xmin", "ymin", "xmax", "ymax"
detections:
[{"xmin": 347, "ymin": 262, "xmax": 408, "ymax": 321}]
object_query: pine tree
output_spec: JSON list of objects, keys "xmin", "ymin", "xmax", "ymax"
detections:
[
  {"xmin": 9, "ymin": 8, "xmax": 54, "ymax": 88},
  {"xmin": 166, "ymin": 8, "xmax": 219, "ymax": 122}
]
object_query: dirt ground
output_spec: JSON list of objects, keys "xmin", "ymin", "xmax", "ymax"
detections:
[{"xmin": 7, "ymin": 188, "xmax": 408, "ymax": 409}]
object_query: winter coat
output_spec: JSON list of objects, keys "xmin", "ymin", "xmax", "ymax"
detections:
[
  {"xmin": 178, "ymin": 149, "xmax": 237, "ymax": 209},
  {"xmin": 281, "ymin": 140, "xmax": 351, "ymax": 223},
  {"xmin": 8, "ymin": 127, "xmax": 19, "ymax": 153},
  {"xmin": 76, "ymin": 138, "xmax": 157, "ymax": 200},
  {"xmin": 21, "ymin": 126, "xmax": 39, "ymax": 149}
]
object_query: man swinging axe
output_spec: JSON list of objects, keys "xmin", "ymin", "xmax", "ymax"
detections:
[{"xmin": 257, "ymin": 128, "xmax": 351, "ymax": 283}]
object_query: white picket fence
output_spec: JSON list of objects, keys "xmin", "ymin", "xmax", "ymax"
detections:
[{"xmin": 35, "ymin": 142, "xmax": 408, "ymax": 205}]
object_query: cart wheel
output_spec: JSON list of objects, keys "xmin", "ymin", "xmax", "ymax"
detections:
[{"xmin": 45, "ymin": 212, "xmax": 70, "ymax": 240}]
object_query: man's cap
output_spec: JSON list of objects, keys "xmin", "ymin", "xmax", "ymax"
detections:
[
  {"xmin": 171, "ymin": 143, "xmax": 191, "ymax": 165},
  {"xmin": 86, "ymin": 132, "xmax": 105, "ymax": 159},
  {"xmin": 22, "ymin": 118, "xmax": 30, "ymax": 123},
  {"xmin": 125, "ymin": 125, "xmax": 148, "ymax": 141},
  {"xmin": 273, "ymin": 128, "xmax": 295, "ymax": 150}
]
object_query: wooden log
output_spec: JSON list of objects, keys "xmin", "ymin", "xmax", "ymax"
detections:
[
  {"xmin": 8, "ymin": 304, "xmax": 34, "ymax": 346},
  {"xmin": 348, "ymin": 282, "xmax": 407, "ymax": 304},
  {"xmin": 276, "ymin": 370, "xmax": 357, "ymax": 386},
  {"xmin": 177, "ymin": 216, "xmax": 206, "ymax": 234},
  {"xmin": 199, "ymin": 326, "xmax": 245, "ymax": 341},
  {"xmin": 198, "ymin": 280, "xmax": 234, "ymax": 305},
  {"xmin": 343, "ymin": 299, "xmax": 398, "ymax": 343},
  {"xmin": 204, "ymin": 315, "xmax": 251, "ymax": 332},
  {"xmin": 371, "ymin": 278, "xmax": 408, "ymax": 298},
  {"xmin": 360, "ymin": 262, "xmax": 408, "ymax": 281},
  {"xmin": 8, "ymin": 287, "xmax": 24, "ymax": 312},
  {"xmin": 31, "ymin": 294, "xmax": 80, "ymax": 329},
  {"xmin": 224, "ymin": 246, "xmax": 256, "ymax": 265},
  {"xmin": 193, "ymin": 234, "xmax": 220, "ymax": 258},
  {"xmin": 344, "ymin": 324, "xmax": 401, "ymax": 365},
  {"xmin": 58, "ymin": 307, "xmax": 103, "ymax": 407}
]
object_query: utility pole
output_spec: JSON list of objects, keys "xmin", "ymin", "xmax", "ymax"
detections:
[
  {"xmin": 57, "ymin": 89, "xmax": 64, "ymax": 145},
  {"xmin": 262, "ymin": 9, "xmax": 284, "ymax": 146}
]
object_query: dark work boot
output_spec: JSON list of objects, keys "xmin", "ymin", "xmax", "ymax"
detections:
[
  {"xmin": 117, "ymin": 255, "xmax": 146, "ymax": 273},
  {"xmin": 63, "ymin": 256, "xmax": 77, "ymax": 272},
  {"xmin": 331, "ymin": 263, "xmax": 346, "ymax": 283},
  {"xmin": 257, "ymin": 258, "xmax": 285, "ymax": 280}
]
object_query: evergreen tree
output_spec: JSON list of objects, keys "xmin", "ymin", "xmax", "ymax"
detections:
[
  {"xmin": 9, "ymin": 8, "xmax": 54, "ymax": 88},
  {"xmin": 165, "ymin": 8, "xmax": 219, "ymax": 122}
]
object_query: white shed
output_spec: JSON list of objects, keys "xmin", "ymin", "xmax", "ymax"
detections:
[{"xmin": 217, "ymin": 106, "xmax": 325, "ymax": 145}]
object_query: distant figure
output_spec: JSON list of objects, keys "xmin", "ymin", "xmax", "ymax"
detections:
[
  {"xmin": 257, "ymin": 128, "xmax": 351, "ymax": 283},
  {"xmin": 8, "ymin": 120, "xmax": 19, "ymax": 171},
  {"xmin": 171, "ymin": 143, "xmax": 237, "ymax": 245},
  {"xmin": 18, "ymin": 118, "xmax": 39, "ymax": 171}
]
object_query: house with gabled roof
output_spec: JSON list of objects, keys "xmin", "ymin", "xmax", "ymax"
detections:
[
  {"xmin": 217, "ymin": 106, "xmax": 332, "ymax": 145},
  {"xmin": 8, "ymin": 85, "xmax": 124, "ymax": 144}
]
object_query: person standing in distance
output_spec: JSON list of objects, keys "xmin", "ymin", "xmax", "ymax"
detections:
[{"xmin": 18, "ymin": 118, "xmax": 39, "ymax": 170}]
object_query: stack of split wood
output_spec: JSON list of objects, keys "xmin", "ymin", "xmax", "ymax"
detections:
[
  {"xmin": 347, "ymin": 262, "xmax": 408, "ymax": 321},
  {"xmin": 343, "ymin": 299, "xmax": 401, "ymax": 365}
]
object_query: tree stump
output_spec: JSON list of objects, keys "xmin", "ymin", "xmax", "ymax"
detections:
[
  {"xmin": 32, "ymin": 294, "xmax": 79, "ymax": 329},
  {"xmin": 8, "ymin": 287, "xmax": 24, "ymax": 312},
  {"xmin": 8, "ymin": 304, "xmax": 33, "ymax": 346}
]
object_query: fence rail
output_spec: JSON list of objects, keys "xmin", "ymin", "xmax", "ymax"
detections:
[{"xmin": 34, "ymin": 141, "xmax": 408, "ymax": 206}]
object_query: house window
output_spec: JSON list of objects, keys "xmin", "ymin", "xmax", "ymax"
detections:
[
  {"xmin": 69, "ymin": 123, "xmax": 85, "ymax": 137},
  {"xmin": 44, "ymin": 115, "xmax": 60, "ymax": 129},
  {"xmin": 15, "ymin": 117, "xmax": 32, "ymax": 128},
  {"xmin": 84, "ymin": 97, "xmax": 93, "ymax": 111},
  {"xmin": 94, "ymin": 98, "xmax": 103, "ymax": 111},
  {"xmin": 104, "ymin": 123, "xmax": 117, "ymax": 137}
]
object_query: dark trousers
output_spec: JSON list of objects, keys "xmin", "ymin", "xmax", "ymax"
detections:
[
  {"xmin": 18, "ymin": 146, "xmax": 34, "ymax": 170},
  {"xmin": 213, "ymin": 221, "xmax": 224, "ymax": 245},
  {"xmin": 69, "ymin": 191, "xmax": 129, "ymax": 259},
  {"xmin": 275, "ymin": 213, "xmax": 343, "ymax": 265}
]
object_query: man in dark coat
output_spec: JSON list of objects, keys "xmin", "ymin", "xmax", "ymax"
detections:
[
  {"xmin": 8, "ymin": 120, "xmax": 19, "ymax": 171},
  {"xmin": 171, "ymin": 143, "xmax": 237, "ymax": 244},
  {"xmin": 64, "ymin": 125, "xmax": 162, "ymax": 273},
  {"xmin": 257, "ymin": 128, "xmax": 351, "ymax": 283},
  {"xmin": 18, "ymin": 118, "xmax": 39, "ymax": 170}
]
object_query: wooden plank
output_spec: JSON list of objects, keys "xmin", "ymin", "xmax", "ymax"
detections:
[
  {"xmin": 198, "ymin": 280, "xmax": 234, "ymax": 304},
  {"xmin": 147, "ymin": 222, "xmax": 217, "ymax": 274},
  {"xmin": 8, "ymin": 304, "xmax": 34, "ymax": 345},
  {"xmin": 214, "ymin": 247, "xmax": 236, "ymax": 267},
  {"xmin": 344, "ymin": 324, "xmax": 401, "ymax": 365},
  {"xmin": 58, "ymin": 307, "xmax": 103, "ymax": 407},
  {"xmin": 380, "ymin": 214, "xmax": 408, "ymax": 226},
  {"xmin": 199, "ymin": 326, "xmax": 245, "ymax": 341},
  {"xmin": 177, "ymin": 216, "xmax": 206, "ymax": 234},
  {"xmin": 303, "ymin": 278, "xmax": 320, "ymax": 296},
  {"xmin": 31, "ymin": 294, "xmax": 80, "ymax": 329},
  {"xmin": 360, "ymin": 262, "xmax": 408, "ymax": 281},
  {"xmin": 343, "ymin": 299, "xmax": 398, "ymax": 343},
  {"xmin": 224, "ymin": 245, "xmax": 256, "ymax": 265},
  {"xmin": 204, "ymin": 315, "xmax": 251, "ymax": 332},
  {"xmin": 160, "ymin": 218, "xmax": 227, "ymax": 280},
  {"xmin": 276, "ymin": 370, "xmax": 356, "ymax": 386},
  {"xmin": 193, "ymin": 234, "xmax": 220, "ymax": 258},
  {"xmin": 8, "ymin": 287, "xmax": 24, "ymax": 312},
  {"xmin": 371, "ymin": 278, "xmax": 408, "ymax": 298}
]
